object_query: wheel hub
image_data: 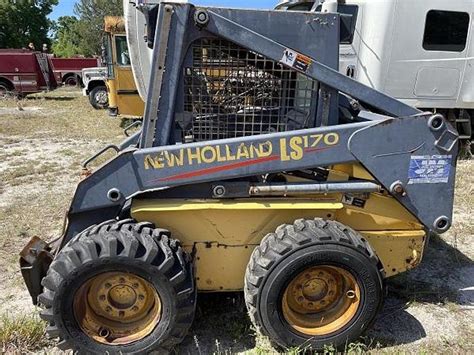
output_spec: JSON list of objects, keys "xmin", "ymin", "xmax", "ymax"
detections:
[
  {"xmin": 282, "ymin": 266, "xmax": 361, "ymax": 336},
  {"xmin": 73, "ymin": 272, "xmax": 162, "ymax": 345},
  {"xmin": 108, "ymin": 285, "xmax": 137, "ymax": 309},
  {"xmin": 96, "ymin": 91, "xmax": 107, "ymax": 105},
  {"xmin": 303, "ymin": 278, "xmax": 328, "ymax": 301}
]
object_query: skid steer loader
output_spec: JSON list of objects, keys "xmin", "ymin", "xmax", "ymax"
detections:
[{"xmin": 19, "ymin": 1, "xmax": 459, "ymax": 353}]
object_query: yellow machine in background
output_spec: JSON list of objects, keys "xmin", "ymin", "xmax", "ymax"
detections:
[{"xmin": 104, "ymin": 17, "xmax": 144, "ymax": 118}]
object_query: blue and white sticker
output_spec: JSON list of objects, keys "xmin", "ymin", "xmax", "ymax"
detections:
[{"xmin": 408, "ymin": 155, "xmax": 452, "ymax": 185}]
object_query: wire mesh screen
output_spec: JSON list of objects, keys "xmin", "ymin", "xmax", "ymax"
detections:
[{"xmin": 182, "ymin": 38, "xmax": 318, "ymax": 142}]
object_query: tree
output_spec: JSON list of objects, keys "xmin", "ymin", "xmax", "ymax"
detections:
[
  {"xmin": 51, "ymin": 16, "xmax": 81, "ymax": 57},
  {"xmin": 0, "ymin": 0, "xmax": 58, "ymax": 49},
  {"xmin": 73, "ymin": 0, "xmax": 123, "ymax": 56}
]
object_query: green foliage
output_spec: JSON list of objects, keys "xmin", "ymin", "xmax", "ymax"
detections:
[
  {"xmin": 0, "ymin": 313, "xmax": 52, "ymax": 352},
  {"xmin": 51, "ymin": 16, "xmax": 81, "ymax": 57},
  {"xmin": 0, "ymin": 0, "xmax": 58, "ymax": 49},
  {"xmin": 73, "ymin": 0, "xmax": 123, "ymax": 56}
]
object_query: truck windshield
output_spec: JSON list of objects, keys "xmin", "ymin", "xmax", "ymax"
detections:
[
  {"xmin": 105, "ymin": 35, "xmax": 114, "ymax": 79},
  {"xmin": 115, "ymin": 35, "xmax": 130, "ymax": 66}
]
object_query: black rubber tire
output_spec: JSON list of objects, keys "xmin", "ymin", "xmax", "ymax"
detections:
[
  {"xmin": 64, "ymin": 74, "xmax": 80, "ymax": 87},
  {"xmin": 244, "ymin": 218, "xmax": 384, "ymax": 351},
  {"xmin": 89, "ymin": 85, "xmax": 109, "ymax": 110},
  {"xmin": 0, "ymin": 80, "xmax": 14, "ymax": 99},
  {"xmin": 38, "ymin": 219, "xmax": 196, "ymax": 354}
]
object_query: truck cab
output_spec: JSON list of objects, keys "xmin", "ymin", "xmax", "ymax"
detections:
[
  {"xmin": 104, "ymin": 16, "xmax": 145, "ymax": 118},
  {"xmin": 278, "ymin": 0, "xmax": 474, "ymax": 142},
  {"xmin": 82, "ymin": 66, "xmax": 109, "ymax": 109}
]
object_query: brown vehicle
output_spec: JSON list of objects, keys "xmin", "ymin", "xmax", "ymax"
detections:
[
  {"xmin": 0, "ymin": 49, "xmax": 57, "ymax": 98},
  {"xmin": 51, "ymin": 57, "xmax": 101, "ymax": 87}
]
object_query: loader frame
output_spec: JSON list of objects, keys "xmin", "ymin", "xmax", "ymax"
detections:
[{"xmin": 21, "ymin": 2, "xmax": 458, "ymax": 301}]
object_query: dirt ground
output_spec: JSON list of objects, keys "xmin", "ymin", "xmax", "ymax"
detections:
[{"xmin": 0, "ymin": 88, "xmax": 472, "ymax": 354}]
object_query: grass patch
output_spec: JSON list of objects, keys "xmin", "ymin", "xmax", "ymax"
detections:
[
  {"xmin": 0, "ymin": 314, "xmax": 53, "ymax": 353},
  {"xmin": 0, "ymin": 88, "xmax": 123, "ymax": 143},
  {"xmin": 2, "ymin": 162, "xmax": 64, "ymax": 186}
]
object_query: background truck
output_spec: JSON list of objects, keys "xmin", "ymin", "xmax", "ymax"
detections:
[
  {"xmin": 0, "ymin": 49, "xmax": 57, "ymax": 98},
  {"xmin": 82, "ymin": 66, "xmax": 109, "ymax": 109},
  {"xmin": 20, "ymin": 2, "xmax": 459, "ymax": 353},
  {"xmin": 104, "ymin": 16, "xmax": 145, "ymax": 118},
  {"xmin": 51, "ymin": 57, "xmax": 100, "ymax": 87},
  {"xmin": 277, "ymin": 0, "xmax": 474, "ymax": 147}
]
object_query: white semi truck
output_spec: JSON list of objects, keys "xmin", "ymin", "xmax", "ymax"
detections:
[
  {"xmin": 277, "ymin": 0, "xmax": 474, "ymax": 144},
  {"xmin": 125, "ymin": 0, "xmax": 474, "ymax": 145}
]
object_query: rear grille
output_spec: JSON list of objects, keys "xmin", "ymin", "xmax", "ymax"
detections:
[{"xmin": 183, "ymin": 38, "xmax": 317, "ymax": 142}]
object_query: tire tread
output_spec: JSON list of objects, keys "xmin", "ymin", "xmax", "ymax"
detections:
[
  {"xmin": 244, "ymin": 218, "xmax": 382, "ymax": 343},
  {"xmin": 38, "ymin": 220, "xmax": 196, "ymax": 354}
]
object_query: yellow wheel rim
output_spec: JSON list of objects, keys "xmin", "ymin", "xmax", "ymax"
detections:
[
  {"xmin": 282, "ymin": 266, "xmax": 361, "ymax": 336},
  {"xmin": 73, "ymin": 272, "xmax": 162, "ymax": 345}
]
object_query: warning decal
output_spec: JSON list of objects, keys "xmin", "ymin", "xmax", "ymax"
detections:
[
  {"xmin": 342, "ymin": 195, "xmax": 367, "ymax": 208},
  {"xmin": 281, "ymin": 48, "xmax": 312, "ymax": 72},
  {"xmin": 408, "ymin": 155, "xmax": 452, "ymax": 185}
]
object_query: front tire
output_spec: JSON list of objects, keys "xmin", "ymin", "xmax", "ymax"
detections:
[
  {"xmin": 39, "ymin": 220, "xmax": 196, "ymax": 354},
  {"xmin": 245, "ymin": 219, "xmax": 383, "ymax": 350},
  {"xmin": 89, "ymin": 85, "xmax": 109, "ymax": 109}
]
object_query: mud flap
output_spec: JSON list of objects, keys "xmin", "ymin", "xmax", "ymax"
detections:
[{"xmin": 19, "ymin": 237, "xmax": 53, "ymax": 304}]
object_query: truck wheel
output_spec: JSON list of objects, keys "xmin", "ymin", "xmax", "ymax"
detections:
[
  {"xmin": 64, "ymin": 75, "xmax": 80, "ymax": 87},
  {"xmin": 39, "ymin": 220, "xmax": 196, "ymax": 354},
  {"xmin": 245, "ymin": 219, "xmax": 383, "ymax": 350},
  {"xmin": 89, "ymin": 86, "xmax": 109, "ymax": 109},
  {"xmin": 0, "ymin": 81, "xmax": 13, "ymax": 99}
]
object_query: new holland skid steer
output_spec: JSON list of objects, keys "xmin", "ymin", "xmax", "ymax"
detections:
[{"xmin": 19, "ymin": 2, "xmax": 459, "ymax": 353}]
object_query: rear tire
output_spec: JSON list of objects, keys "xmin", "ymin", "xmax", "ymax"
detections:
[
  {"xmin": 89, "ymin": 85, "xmax": 109, "ymax": 109},
  {"xmin": 245, "ymin": 218, "xmax": 383, "ymax": 351},
  {"xmin": 64, "ymin": 74, "xmax": 80, "ymax": 87},
  {"xmin": 39, "ymin": 220, "xmax": 196, "ymax": 354},
  {"xmin": 0, "ymin": 80, "xmax": 14, "ymax": 99}
]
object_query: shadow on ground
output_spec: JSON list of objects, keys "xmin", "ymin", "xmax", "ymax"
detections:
[
  {"xmin": 179, "ymin": 293, "xmax": 255, "ymax": 354},
  {"xmin": 175, "ymin": 234, "xmax": 473, "ymax": 353},
  {"xmin": 24, "ymin": 96, "xmax": 76, "ymax": 101},
  {"xmin": 367, "ymin": 234, "xmax": 473, "ymax": 348}
]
